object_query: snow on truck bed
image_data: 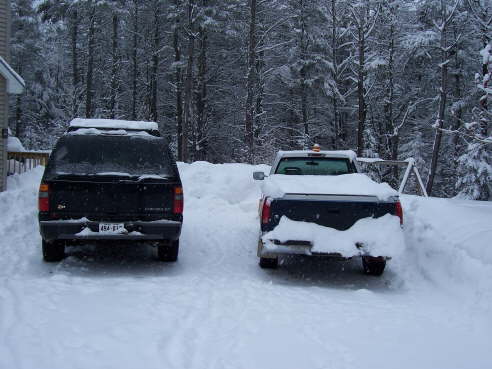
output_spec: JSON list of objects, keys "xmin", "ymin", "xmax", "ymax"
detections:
[
  {"xmin": 261, "ymin": 173, "xmax": 402, "ymax": 256},
  {"xmin": 1, "ymin": 163, "xmax": 491, "ymax": 369},
  {"xmin": 262, "ymin": 173, "xmax": 399, "ymax": 200}
]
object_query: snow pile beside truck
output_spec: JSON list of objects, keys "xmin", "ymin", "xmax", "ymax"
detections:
[
  {"xmin": 400, "ymin": 195, "xmax": 492, "ymax": 307},
  {"xmin": 178, "ymin": 161, "xmax": 269, "ymax": 208}
]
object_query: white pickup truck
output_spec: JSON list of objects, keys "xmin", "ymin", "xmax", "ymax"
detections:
[{"xmin": 253, "ymin": 148, "xmax": 404, "ymax": 276}]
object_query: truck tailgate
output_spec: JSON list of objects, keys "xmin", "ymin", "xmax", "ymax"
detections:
[
  {"xmin": 263, "ymin": 194, "xmax": 397, "ymax": 232},
  {"xmin": 49, "ymin": 179, "xmax": 178, "ymax": 221}
]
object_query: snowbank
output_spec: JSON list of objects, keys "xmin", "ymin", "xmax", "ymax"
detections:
[
  {"xmin": 7, "ymin": 135, "xmax": 25, "ymax": 152},
  {"xmin": 177, "ymin": 161, "xmax": 269, "ymax": 209},
  {"xmin": 0, "ymin": 167, "xmax": 44, "ymax": 274},
  {"xmin": 5, "ymin": 165, "xmax": 44, "ymax": 191},
  {"xmin": 399, "ymin": 195, "xmax": 492, "ymax": 308},
  {"xmin": 262, "ymin": 173, "xmax": 399, "ymax": 200},
  {"xmin": 69, "ymin": 118, "xmax": 158, "ymax": 131},
  {"xmin": 262, "ymin": 214, "xmax": 404, "ymax": 257}
]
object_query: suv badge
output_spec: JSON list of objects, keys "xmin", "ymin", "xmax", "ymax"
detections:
[{"xmin": 57, "ymin": 204, "xmax": 66, "ymax": 210}]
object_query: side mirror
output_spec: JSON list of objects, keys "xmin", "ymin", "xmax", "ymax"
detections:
[{"xmin": 253, "ymin": 171, "xmax": 266, "ymax": 180}]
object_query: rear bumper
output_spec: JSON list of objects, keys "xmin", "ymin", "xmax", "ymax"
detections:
[
  {"xmin": 258, "ymin": 239, "xmax": 389, "ymax": 260},
  {"xmin": 40, "ymin": 219, "xmax": 182, "ymax": 242}
]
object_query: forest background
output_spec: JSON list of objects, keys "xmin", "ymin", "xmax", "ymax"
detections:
[{"xmin": 8, "ymin": 0, "xmax": 492, "ymax": 199}]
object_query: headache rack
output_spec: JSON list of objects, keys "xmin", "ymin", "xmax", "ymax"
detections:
[{"xmin": 356, "ymin": 157, "xmax": 428, "ymax": 197}]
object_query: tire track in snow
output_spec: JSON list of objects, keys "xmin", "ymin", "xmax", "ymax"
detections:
[
  {"xmin": 164, "ymin": 198, "xmax": 362, "ymax": 369},
  {"xmin": 156, "ymin": 190, "xmax": 265, "ymax": 369},
  {"xmin": 1, "ymin": 166, "xmax": 492, "ymax": 369},
  {"xmin": 0, "ymin": 280, "xmax": 22, "ymax": 369}
]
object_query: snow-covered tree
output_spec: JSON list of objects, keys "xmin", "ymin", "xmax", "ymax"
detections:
[
  {"xmin": 455, "ymin": 141, "xmax": 491, "ymax": 199},
  {"xmin": 455, "ymin": 41, "xmax": 492, "ymax": 200},
  {"xmin": 6, "ymin": 0, "xmax": 491, "ymax": 199}
]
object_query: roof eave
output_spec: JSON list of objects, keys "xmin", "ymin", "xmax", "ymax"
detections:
[{"xmin": 0, "ymin": 56, "xmax": 25, "ymax": 94}]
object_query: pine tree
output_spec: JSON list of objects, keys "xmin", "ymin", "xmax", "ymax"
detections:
[
  {"xmin": 5, "ymin": 0, "xmax": 490, "ymax": 200},
  {"xmin": 455, "ymin": 141, "xmax": 491, "ymax": 199}
]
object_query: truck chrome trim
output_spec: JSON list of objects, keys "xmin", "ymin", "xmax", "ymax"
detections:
[
  {"xmin": 281, "ymin": 194, "xmax": 380, "ymax": 202},
  {"xmin": 40, "ymin": 219, "xmax": 182, "ymax": 226}
]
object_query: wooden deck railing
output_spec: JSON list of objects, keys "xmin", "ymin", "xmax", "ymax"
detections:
[{"xmin": 7, "ymin": 151, "xmax": 50, "ymax": 175}]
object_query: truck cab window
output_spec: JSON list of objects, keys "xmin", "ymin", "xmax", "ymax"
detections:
[{"xmin": 275, "ymin": 158, "xmax": 353, "ymax": 175}]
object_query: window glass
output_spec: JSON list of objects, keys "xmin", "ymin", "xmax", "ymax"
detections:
[
  {"xmin": 46, "ymin": 135, "xmax": 175, "ymax": 178},
  {"xmin": 275, "ymin": 157, "xmax": 352, "ymax": 175}
]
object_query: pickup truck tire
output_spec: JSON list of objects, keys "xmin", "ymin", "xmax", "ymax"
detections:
[
  {"xmin": 259, "ymin": 256, "xmax": 278, "ymax": 269},
  {"xmin": 157, "ymin": 239, "xmax": 179, "ymax": 262},
  {"xmin": 362, "ymin": 256, "xmax": 386, "ymax": 276},
  {"xmin": 42, "ymin": 240, "xmax": 65, "ymax": 262}
]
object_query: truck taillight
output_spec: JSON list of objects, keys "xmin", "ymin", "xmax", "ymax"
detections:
[
  {"xmin": 39, "ymin": 183, "xmax": 50, "ymax": 212},
  {"xmin": 395, "ymin": 201, "xmax": 403, "ymax": 225},
  {"xmin": 261, "ymin": 198, "xmax": 271, "ymax": 224},
  {"xmin": 173, "ymin": 186, "xmax": 184, "ymax": 214}
]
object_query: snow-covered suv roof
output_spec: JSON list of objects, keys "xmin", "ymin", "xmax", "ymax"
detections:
[{"xmin": 69, "ymin": 118, "xmax": 159, "ymax": 132}]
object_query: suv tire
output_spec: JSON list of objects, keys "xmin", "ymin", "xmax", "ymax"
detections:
[
  {"xmin": 362, "ymin": 256, "xmax": 386, "ymax": 276},
  {"xmin": 259, "ymin": 256, "xmax": 278, "ymax": 269},
  {"xmin": 157, "ymin": 239, "xmax": 179, "ymax": 262},
  {"xmin": 42, "ymin": 240, "xmax": 65, "ymax": 262}
]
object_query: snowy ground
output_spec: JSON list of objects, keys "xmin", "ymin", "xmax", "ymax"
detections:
[{"xmin": 1, "ymin": 162, "xmax": 491, "ymax": 369}]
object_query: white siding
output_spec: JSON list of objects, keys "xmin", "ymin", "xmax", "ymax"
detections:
[
  {"xmin": 0, "ymin": 0, "xmax": 10, "ymax": 62},
  {"xmin": 0, "ymin": 77, "xmax": 6, "ymax": 192},
  {"xmin": 0, "ymin": 0, "xmax": 9, "ymax": 191}
]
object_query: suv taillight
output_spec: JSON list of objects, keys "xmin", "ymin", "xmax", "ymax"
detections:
[
  {"xmin": 395, "ymin": 201, "xmax": 403, "ymax": 225},
  {"xmin": 173, "ymin": 186, "xmax": 184, "ymax": 214},
  {"xmin": 39, "ymin": 183, "xmax": 50, "ymax": 212},
  {"xmin": 261, "ymin": 198, "xmax": 271, "ymax": 224}
]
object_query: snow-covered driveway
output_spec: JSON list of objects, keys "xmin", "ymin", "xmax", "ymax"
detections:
[{"xmin": 1, "ymin": 163, "xmax": 491, "ymax": 369}]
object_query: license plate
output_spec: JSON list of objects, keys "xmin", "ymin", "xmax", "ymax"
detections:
[{"xmin": 99, "ymin": 223, "xmax": 126, "ymax": 234}]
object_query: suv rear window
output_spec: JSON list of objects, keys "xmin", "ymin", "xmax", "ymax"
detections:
[
  {"xmin": 275, "ymin": 157, "xmax": 353, "ymax": 175},
  {"xmin": 45, "ymin": 135, "xmax": 176, "ymax": 178}
]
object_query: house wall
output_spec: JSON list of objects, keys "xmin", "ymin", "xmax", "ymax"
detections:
[
  {"xmin": 0, "ymin": 0, "xmax": 10, "ymax": 192},
  {"xmin": 0, "ymin": 0, "xmax": 9, "ymax": 61},
  {"xmin": 0, "ymin": 76, "xmax": 6, "ymax": 191}
]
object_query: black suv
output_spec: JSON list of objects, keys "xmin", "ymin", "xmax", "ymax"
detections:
[{"xmin": 38, "ymin": 119, "xmax": 183, "ymax": 262}]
